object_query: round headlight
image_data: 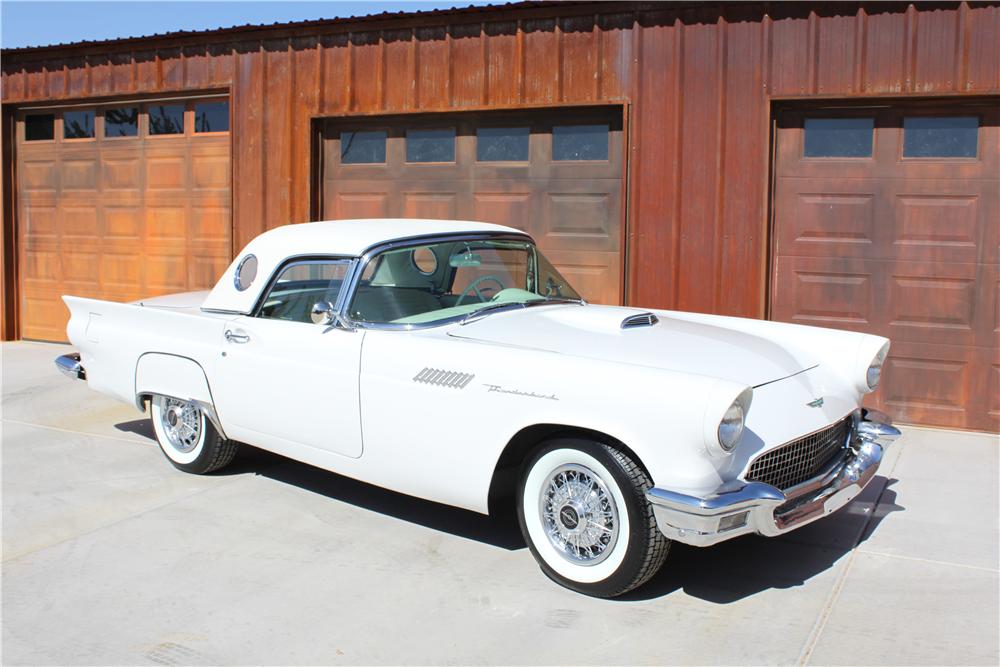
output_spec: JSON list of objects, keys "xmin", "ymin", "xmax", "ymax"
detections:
[
  {"xmin": 717, "ymin": 401, "xmax": 745, "ymax": 452},
  {"xmin": 866, "ymin": 342, "xmax": 890, "ymax": 391}
]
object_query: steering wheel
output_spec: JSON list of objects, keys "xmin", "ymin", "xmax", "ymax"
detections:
[{"xmin": 455, "ymin": 275, "xmax": 506, "ymax": 306}]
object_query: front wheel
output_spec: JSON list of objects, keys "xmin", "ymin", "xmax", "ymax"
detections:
[
  {"xmin": 517, "ymin": 439, "xmax": 670, "ymax": 597},
  {"xmin": 150, "ymin": 395, "xmax": 238, "ymax": 474}
]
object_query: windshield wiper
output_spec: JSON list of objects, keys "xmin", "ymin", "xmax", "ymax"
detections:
[
  {"xmin": 459, "ymin": 302, "xmax": 526, "ymax": 325},
  {"xmin": 459, "ymin": 297, "xmax": 585, "ymax": 325}
]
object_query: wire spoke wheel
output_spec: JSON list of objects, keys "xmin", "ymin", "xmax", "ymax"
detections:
[
  {"xmin": 158, "ymin": 397, "xmax": 202, "ymax": 454},
  {"xmin": 538, "ymin": 463, "xmax": 620, "ymax": 566}
]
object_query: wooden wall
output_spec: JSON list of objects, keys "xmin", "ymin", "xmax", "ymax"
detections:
[{"xmin": 3, "ymin": 1, "xmax": 998, "ymax": 333}]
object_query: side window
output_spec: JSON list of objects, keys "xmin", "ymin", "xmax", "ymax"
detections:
[
  {"xmin": 258, "ymin": 260, "xmax": 350, "ymax": 323},
  {"xmin": 903, "ymin": 116, "xmax": 978, "ymax": 158}
]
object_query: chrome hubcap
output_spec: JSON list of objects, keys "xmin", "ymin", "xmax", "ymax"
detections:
[
  {"xmin": 159, "ymin": 398, "xmax": 201, "ymax": 453},
  {"xmin": 539, "ymin": 463, "xmax": 619, "ymax": 565}
]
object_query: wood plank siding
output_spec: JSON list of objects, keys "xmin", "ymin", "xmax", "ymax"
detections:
[{"xmin": 2, "ymin": 1, "xmax": 999, "ymax": 341}]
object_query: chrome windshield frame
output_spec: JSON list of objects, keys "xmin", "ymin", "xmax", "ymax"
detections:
[{"xmin": 336, "ymin": 231, "xmax": 582, "ymax": 332}]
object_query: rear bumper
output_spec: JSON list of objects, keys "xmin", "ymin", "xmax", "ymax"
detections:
[
  {"xmin": 55, "ymin": 353, "xmax": 86, "ymax": 380},
  {"xmin": 646, "ymin": 410, "xmax": 901, "ymax": 547}
]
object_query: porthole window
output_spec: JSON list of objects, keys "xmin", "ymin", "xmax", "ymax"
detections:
[
  {"xmin": 234, "ymin": 255, "xmax": 258, "ymax": 291},
  {"xmin": 411, "ymin": 247, "xmax": 438, "ymax": 275}
]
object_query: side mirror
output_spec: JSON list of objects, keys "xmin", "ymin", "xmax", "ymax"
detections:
[{"xmin": 310, "ymin": 301, "xmax": 336, "ymax": 325}]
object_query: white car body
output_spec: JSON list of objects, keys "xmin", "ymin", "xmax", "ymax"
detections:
[{"xmin": 58, "ymin": 219, "xmax": 899, "ymax": 557}]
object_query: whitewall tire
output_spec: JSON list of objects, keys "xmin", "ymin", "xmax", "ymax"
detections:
[
  {"xmin": 517, "ymin": 438, "xmax": 670, "ymax": 597},
  {"xmin": 150, "ymin": 395, "xmax": 238, "ymax": 474}
]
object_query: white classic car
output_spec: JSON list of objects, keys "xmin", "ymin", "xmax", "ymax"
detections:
[{"xmin": 57, "ymin": 219, "xmax": 900, "ymax": 597}]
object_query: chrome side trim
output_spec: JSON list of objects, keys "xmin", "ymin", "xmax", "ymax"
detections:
[
  {"xmin": 646, "ymin": 411, "xmax": 901, "ymax": 547},
  {"xmin": 55, "ymin": 353, "xmax": 86, "ymax": 380}
]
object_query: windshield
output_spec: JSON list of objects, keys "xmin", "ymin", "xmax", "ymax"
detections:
[{"xmin": 347, "ymin": 238, "xmax": 581, "ymax": 326}]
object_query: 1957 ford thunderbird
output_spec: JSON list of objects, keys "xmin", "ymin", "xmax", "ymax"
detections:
[{"xmin": 57, "ymin": 219, "xmax": 900, "ymax": 597}]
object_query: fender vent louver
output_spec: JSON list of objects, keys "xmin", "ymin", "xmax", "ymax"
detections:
[
  {"xmin": 413, "ymin": 367, "xmax": 475, "ymax": 389},
  {"xmin": 621, "ymin": 312, "xmax": 659, "ymax": 329}
]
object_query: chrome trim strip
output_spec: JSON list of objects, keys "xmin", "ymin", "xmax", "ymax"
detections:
[
  {"xmin": 55, "ymin": 353, "xmax": 86, "ymax": 380},
  {"xmin": 645, "ymin": 411, "xmax": 901, "ymax": 547}
]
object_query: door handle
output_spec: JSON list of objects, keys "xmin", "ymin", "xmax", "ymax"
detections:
[{"xmin": 225, "ymin": 330, "xmax": 250, "ymax": 344}]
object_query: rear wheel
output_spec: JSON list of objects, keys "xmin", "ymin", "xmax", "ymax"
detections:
[
  {"xmin": 517, "ymin": 438, "xmax": 670, "ymax": 597},
  {"xmin": 150, "ymin": 395, "xmax": 237, "ymax": 474}
]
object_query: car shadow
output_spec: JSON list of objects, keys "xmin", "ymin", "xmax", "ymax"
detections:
[{"xmin": 114, "ymin": 417, "xmax": 904, "ymax": 602}]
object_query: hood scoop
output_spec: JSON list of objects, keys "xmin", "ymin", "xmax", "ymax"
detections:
[{"xmin": 621, "ymin": 312, "xmax": 659, "ymax": 329}]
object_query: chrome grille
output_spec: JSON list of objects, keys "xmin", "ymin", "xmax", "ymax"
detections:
[{"xmin": 745, "ymin": 417, "xmax": 852, "ymax": 491}]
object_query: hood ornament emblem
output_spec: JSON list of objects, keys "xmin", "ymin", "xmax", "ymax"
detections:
[{"xmin": 807, "ymin": 397, "xmax": 825, "ymax": 408}]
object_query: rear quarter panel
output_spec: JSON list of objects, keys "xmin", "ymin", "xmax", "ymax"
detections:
[{"xmin": 64, "ymin": 296, "xmax": 229, "ymax": 410}]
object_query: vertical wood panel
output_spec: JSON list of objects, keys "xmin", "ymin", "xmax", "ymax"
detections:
[
  {"xmin": 815, "ymin": 10, "xmax": 857, "ymax": 93},
  {"xmin": 319, "ymin": 34, "xmax": 349, "ymax": 113},
  {"xmin": 676, "ymin": 14, "xmax": 721, "ymax": 312},
  {"xmin": 46, "ymin": 60, "xmax": 67, "ymax": 98},
  {"xmin": 184, "ymin": 45, "xmax": 211, "ymax": 89},
  {"xmin": 232, "ymin": 43, "xmax": 265, "ymax": 249},
  {"xmin": 89, "ymin": 54, "xmax": 112, "ymax": 95},
  {"xmin": 417, "ymin": 26, "xmax": 449, "ymax": 108},
  {"xmin": 629, "ymin": 12, "xmax": 678, "ymax": 308},
  {"xmin": 2, "ymin": 69, "xmax": 26, "ymax": 102},
  {"xmin": 522, "ymin": 18, "xmax": 558, "ymax": 105},
  {"xmin": 350, "ymin": 32, "xmax": 380, "ymax": 111},
  {"xmin": 133, "ymin": 50, "xmax": 157, "ymax": 92},
  {"xmin": 263, "ymin": 40, "xmax": 292, "ymax": 231},
  {"xmin": 966, "ymin": 3, "xmax": 1000, "ymax": 91},
  {"xmin": 291, "ymin": 37, "xmax": 320, "ymax": 224},
  {"xmin": 449, "ymin": 23, "xmax": 485, "ymax": 107},
  {"xmin": 597, "ymin": 13, "xmax": 634, "ymax": 101},
  {"xmin": 382, "ymin": 29, "xmax": 413, "ymax": 111},
  {"xmin": 863, "ymin": 6, "xmax": 908, "ymax": 93},
  {"xmin": 485, "ymin": 21, "xmax": 519, "ymax": 106},
  {"xmin": 109, "ymin": 52, "xmax": 133, "ymax": 93},
  {"xmin": 768, "ymin": 7, "xmax": 810, "ymax": 95},
  {"xmin": 720, "ymin": 10, "xmax": 766, "ymax": 317},
  {"xmin": 913, "ymin": 6, "xmax": 959, "ymax": 92},
  {"xmin": 159, "ymin": 47, "xmax": 184, "ymax": 89},
  {"xmin": 561, "ymin": 15, "xmax": 597, "ymax": 102}
]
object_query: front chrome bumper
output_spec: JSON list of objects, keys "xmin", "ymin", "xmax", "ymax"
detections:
[{"xmin": 646, "ymin": 410, "xmax": 901, "ymax": 547}]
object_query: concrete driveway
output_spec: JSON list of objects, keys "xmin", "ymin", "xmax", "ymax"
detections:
[{"xmin": 2, "ymin": 340, "xmax": 997, "ymax": 666}]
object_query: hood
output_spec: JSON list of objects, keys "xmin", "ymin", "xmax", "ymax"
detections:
[{"xmin": 448, "ymin": 304, "xmax": 815, "ymax": 387}]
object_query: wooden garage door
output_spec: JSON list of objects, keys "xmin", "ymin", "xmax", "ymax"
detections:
[
  {"xmin": 16, "ymin": 98, "xmax": 231, "ymax": 341},
  {"xmin": 772, "ymin": 102, "xmax": 999, "ymax": 432},
  {"xmin": 320, "ymin": 108, "xmax": 624, "ymax": 304}
]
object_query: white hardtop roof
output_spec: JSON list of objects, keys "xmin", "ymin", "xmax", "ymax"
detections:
[{"xmin": 202, "ymin": 218, "xmax": 529, "ymax": 314}]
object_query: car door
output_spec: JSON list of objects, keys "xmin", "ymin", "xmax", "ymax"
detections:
[{"xmin": 212, "ymin": 258, "xmax": 365, "ymax": 458}]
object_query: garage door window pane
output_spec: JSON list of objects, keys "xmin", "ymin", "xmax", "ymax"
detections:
[
  {"xmin": 477, "ymin": 127, "xmax": 529, "ymax": 161},
  {"xmin": 903, "ymin": 116, "xmax": 978, "ymax": 158},
  {"xmin": 553, "ymin": 124, "xmax": 609, "ymax": 161},
  {"xmin": 25, "ymin": 114, "xmax": 54, "ymax": 141},
  {"xmin": 63, "ymin": 110, "xmax": 94, "ymax": 139},
  {"xmin": 104, "ymin": 107, "xmax": 138, "ymax": 137},
  {"xmin": 406, "ymin": 128, "xmax": 455, "ymax": 163},
  {"xmin": 195, "ymin": 101, "xmax": 229, "ymax": 133},
  {"xmin": 803, "ymin": 118, "xmax": 873, "ymax": 157},
  {"xmin": 341, "ymin": 131, "xmax": 387, "ymax": 164},
  {"xmin": 148, "ymin": 104, "xmax": 184, "ymax": 135}
]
